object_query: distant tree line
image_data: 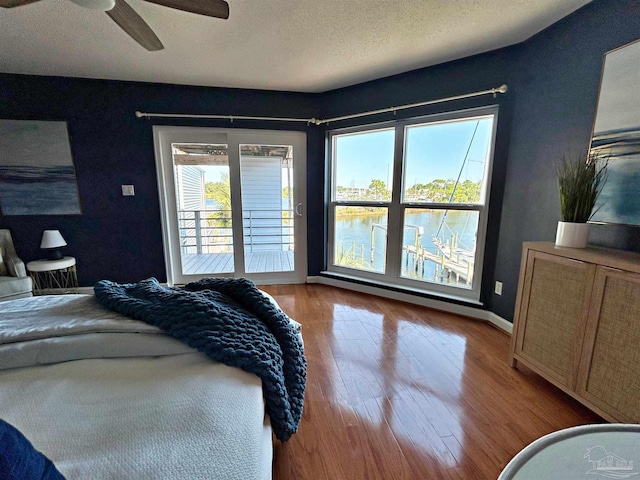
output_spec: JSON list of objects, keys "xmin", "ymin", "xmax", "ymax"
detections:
[
  {"xmin": 336, "ymin": 178, "xmax": 481, "ymax": 203},
  {"xmin": 405, "ymin": 179, "xmax": 481, "ymax": 203}
]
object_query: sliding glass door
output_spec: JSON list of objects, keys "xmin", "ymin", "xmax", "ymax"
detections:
[{"xmin": 154, "ymin": 127, "xmax": 307, "ymax": 285}]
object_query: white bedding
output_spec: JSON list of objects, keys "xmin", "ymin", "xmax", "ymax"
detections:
[
  {"xmin": 0, "ymin": 294, "xmax": 301, "ymax": 370},
  {"xmin": 0, "ymin": 295, "xmax": 193, "ymax": 370},
  {"xmin": 0, "ymin": 294, "xmax": 278, "ymax": 480}
]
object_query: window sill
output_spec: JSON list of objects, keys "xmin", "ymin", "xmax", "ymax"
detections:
[{"xmin": 319, "ymin": 270, "xmax": 483, "ymax": 308}]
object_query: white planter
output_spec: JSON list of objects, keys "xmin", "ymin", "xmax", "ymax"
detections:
[{"xmin": 555, "ymin": 221, "xmax": 589, "ymax": 248}]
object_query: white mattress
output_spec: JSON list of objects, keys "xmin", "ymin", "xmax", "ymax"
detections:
[{"xmin": 0, "ymin": 295, "xmax": 276, "ymax": 480}]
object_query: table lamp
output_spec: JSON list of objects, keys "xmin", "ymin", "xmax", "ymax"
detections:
[{"xmin": 40, "ymin": 230, "xmax": 67, "ymax": 260}]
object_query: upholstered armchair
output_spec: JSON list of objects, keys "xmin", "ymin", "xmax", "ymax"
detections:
[{"xmin": 0, "ymin": 229, "xmax": 33, "ymax": 302}]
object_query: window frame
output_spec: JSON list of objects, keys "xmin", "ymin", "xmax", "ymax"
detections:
[{"xmin": 326, "ymin": 106, "xmax": 499, "ymax": 302}]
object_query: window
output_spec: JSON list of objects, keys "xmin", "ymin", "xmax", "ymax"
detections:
[
  {"xmin": 332, "ymin": 128, "xmax": 394, "ymax": 274},
  {"xmin": 327, "ymin": 107, "xmax": 498, "ymax": 301}
]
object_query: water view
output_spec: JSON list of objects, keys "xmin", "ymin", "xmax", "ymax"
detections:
[{"xmin": 334, "ymin": 209, "xmax": 478, "ymax": 288}]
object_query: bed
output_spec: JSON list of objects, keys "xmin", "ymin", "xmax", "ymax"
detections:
[{"xmin": 0, "ymin": 284, "xmax": 304, "ymax": 480}]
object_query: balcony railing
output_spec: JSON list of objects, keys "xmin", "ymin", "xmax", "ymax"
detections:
[{"xmin": 178, "ymin": 209, "xmax": 294, "ymax": 255}]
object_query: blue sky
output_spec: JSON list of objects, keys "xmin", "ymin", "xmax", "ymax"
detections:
[
  {"xmin": 184, "ymin": 116, "xmax": 496, "ymax": 193},
  {"xmin": 203, "ymin": 165, "xmax": 228, "ymax": 183},
  {"xmin": 334, "ymin": 116, "xmax": 494, "ymax": 191}
]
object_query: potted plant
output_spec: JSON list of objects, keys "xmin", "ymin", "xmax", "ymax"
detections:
[{"xmin": 555, "ymin": 152, "xmax": 608, "ymax": 248}]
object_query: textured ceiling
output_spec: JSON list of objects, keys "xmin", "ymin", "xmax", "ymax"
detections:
[{"xmin": 0, "ymin": 0, "xmax": 591, "ymax": 93}]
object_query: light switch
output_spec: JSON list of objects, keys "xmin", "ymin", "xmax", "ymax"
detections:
[{"xmin": 122, "ymin": 185, "xmax": 135, "ymax": 196}]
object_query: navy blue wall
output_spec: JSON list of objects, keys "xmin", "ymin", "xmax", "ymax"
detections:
[
  {"xmin": 317, "ymin": 47, "xmax": 517, "ymax": 309},
  {"xmin": 492, "ymin": 0, "xmax": 640, "ymax": 320},
  {"xmin": 319, "ymin": 0, "xmax": 640, "ymax": 319},
  {"xmin": 0, "ymin": 75, "xmax": 322, "ymax": 285},
  {"xmin": 2, "ymin": 0, "xmax": 639, "ymax": 322}
]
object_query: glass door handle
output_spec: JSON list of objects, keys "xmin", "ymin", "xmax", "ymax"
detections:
[{"xmin": 295, "ymin": 203, "xmax": 303, "ymax": 216}]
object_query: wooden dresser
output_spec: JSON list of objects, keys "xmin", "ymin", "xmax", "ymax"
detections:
[{"xmin": 510, "ymin": 241, "xmax": 640, "ymax": 422}]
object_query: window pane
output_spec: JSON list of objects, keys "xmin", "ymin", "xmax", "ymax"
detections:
[
  {"xmin": 171, "ymin": 143, "xmax": 234, "ymax": 275},
  {"xmin": 333, "ymin": 129, "xmax": 394, "ymax": 201},
  {"xmin": 400, "ymin": 209, "xmax": 479, "ymax": 289},
  {"xmin": 334, "ymin": 206, "xmax": 387, "ymax": 273},
  {"xmin": 403, "ymin": 116, "xmax": 494, "ymax": 204},
  {"xmin": 240, "ymin": 144, "xmax": 295, "ymax": 273}
]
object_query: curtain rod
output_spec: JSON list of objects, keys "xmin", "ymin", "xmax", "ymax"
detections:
[{"xmin": 135, "ymin": 84, "xmax": 508, "ymax": 126}]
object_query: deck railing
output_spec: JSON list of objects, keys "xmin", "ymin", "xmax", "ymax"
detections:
[{"xmin": 178, "ymin": 209, "xmax": 294, "ymax": 255}]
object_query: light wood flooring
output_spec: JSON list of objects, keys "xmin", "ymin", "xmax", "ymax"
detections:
[{"xmin": 260, "ymin": 284, "xmax": 602, "ymax": 480}]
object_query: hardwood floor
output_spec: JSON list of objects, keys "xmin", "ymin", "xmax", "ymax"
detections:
[{"xmin": 260, "ymin": 284, "xmax": 602, "ymax": 480}]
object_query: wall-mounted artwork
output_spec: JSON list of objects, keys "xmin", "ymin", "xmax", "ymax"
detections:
[
  {"xmin": 0, "ymin": 120, "xmax": 82, "ymax": 215},
  {"xmin": 589, "ymin": 38, "xmax": 640, "ymax": 226}
]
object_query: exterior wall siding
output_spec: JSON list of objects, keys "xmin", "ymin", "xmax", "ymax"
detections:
[{"xmin": 241, "ymin": 156, "xmax": 285, "ymax": 253}]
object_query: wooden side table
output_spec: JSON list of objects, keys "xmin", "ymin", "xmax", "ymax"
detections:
[{"xmin": 27, "ymin": 257, "xmax": 78, "ymax": 295}]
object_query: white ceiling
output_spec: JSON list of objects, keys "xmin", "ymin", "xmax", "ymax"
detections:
[{"xmin": 0, "ymin": 0, "xmax": 591, "ymax": 93}]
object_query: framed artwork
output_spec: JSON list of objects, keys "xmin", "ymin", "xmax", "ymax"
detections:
[
  {"xmin": 589, "ymin": 38, "xmax": 640, "ymax": 226},
  {"xmin": 0, "ymin": 120, "xmax": 82, "ymax": 215}
]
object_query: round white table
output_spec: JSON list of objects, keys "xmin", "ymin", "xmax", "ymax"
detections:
[
  {"xmin": 499, "ymin": 424, "xmax": 640, "ymax": 480},
  {"xmin": 26, "ymin": 256, "xmax": 78, "ymax": 295}
]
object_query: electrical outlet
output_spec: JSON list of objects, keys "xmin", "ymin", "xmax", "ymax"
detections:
[
  {"xmin": 121, "ymin": 185, "xmax": 135, "ymax": 196},
  {"xmin": 494, "ymin": 281, "xmax": 503, "ymax": 296}
]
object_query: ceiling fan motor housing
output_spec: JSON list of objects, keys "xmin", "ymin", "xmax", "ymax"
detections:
[{"xmin": 69, "ymin": 0, "xmax": 116, "ymax": 11}]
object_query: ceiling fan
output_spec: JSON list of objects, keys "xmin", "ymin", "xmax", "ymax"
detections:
[{"xmin": 0, "ymin": 0, "xmax": 229, "ymax": 51}]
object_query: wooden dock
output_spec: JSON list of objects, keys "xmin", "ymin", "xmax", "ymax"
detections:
[
  {"xmin": 182, "ymin": 251, "xmax": 294, "ymax": 275},
  {"xmin": 403, "ymin": 239, "xmax": 474, "ymax": 285}
]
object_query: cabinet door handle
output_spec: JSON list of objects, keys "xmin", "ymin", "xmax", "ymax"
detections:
[{"xmin": 295, "ymin": 203, "xmax": 303, "ymax": 216}]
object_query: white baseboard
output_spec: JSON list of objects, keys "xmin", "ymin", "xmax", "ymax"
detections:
[
  {"xmin": 317, "ymin": 276, "xmax": 485, "ymax": 320},
  {"xmin": 306, "ymin": 276, "xmax": 319, "ymax": 284},
  {"xmin": 485, "ymin": 312, "xmax": 513, "ymax": 334},
  {"xmin": 315, "ymin": 276, "xmax": 513, "ymax": 334}
]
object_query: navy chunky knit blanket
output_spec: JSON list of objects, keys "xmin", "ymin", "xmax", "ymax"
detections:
[{"xmin": 94, "ymin": 277, "xmax": 306, "ymax": 441}]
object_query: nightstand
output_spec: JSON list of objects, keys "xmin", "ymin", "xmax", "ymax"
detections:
[{"xmin": 26, "ymin": 256, "xmax": 78, "ymax": 295}]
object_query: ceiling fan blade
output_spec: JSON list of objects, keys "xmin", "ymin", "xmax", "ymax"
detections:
[
  {"xmin": 0, "ymin": 0, "xmax": 42, "ymax": 7},
  {"xmin": 106, "ymin": 0, "xmax": 164, "ymax": 51},
  {"xmin": 144, "ymin": 0, "xmax": 229, "ymax": 20}
]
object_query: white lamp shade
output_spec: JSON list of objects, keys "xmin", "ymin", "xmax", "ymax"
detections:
[{"xmin": 40, "ymin": 230, "xmax": 68, "ymax": 249}]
